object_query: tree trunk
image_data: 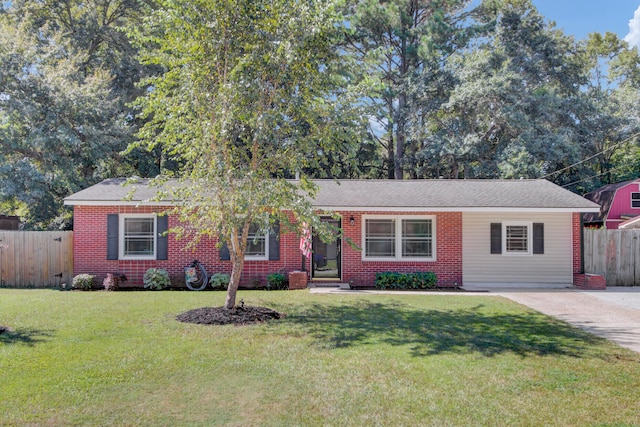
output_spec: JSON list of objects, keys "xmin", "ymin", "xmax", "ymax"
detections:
[
  {"xmin": 387, "ymin": 133, "xmax": 395, "ymax": 179},
  {"xmin": 224, "ymin": 256, "xmax": 244, "ymax": 309},
  {"xmin": 451, "ymin": 160, "xmax": 459, "ymax": 179},
  {"xmin": 395, "ymin": 94, "xmax": 406, "ymax": 180}
]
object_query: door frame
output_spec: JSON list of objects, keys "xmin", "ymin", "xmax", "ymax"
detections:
[{"xmin": 311, "ymin": 217, "xmax": 342, "ymax": 281}]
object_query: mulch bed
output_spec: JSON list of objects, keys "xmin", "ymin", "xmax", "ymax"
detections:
[{"xmin": 176, "ymin": 305, "xmax": 283, "ymax": 325}]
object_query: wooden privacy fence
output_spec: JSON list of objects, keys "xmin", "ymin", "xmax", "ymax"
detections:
[
  {"xmin": 0, "ymin": 231, "xmax": 73, "ymax": 288},
  {"xmin": 584, "ymin": 228, "xmax": 640, "ymax": 286}
]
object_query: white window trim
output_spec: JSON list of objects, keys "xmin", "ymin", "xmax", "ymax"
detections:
[
  {"xmin": 502, "ymin": 221, "xmax": 532, "ymax": 256},
  {"xmin": 119, "ymin": 213, "xmax": 157, "ymax": 260},
  {"xmin": 245, "ymin": 231, "xmax": 269, "ymax": 261},
  {"xmin": 631, "ymin": 192, "xmax": 640, "ymax": 209},
  {"xmin": 362, "ymin": 215, "xmax": 436, "ymax": 262}
]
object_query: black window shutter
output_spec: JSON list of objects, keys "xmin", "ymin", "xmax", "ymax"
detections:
[
  {"xmin": 107, "ymin": 214, "xmax": 119, "ymax": 260},
  {"xmin": 490, "ymin": 223, "xmax": 502, "ymax": 254},
  {"xmin": 269, "ymin": 221, "xmax": 280, "ymax": 261},
  {"xmin": 533, "ymin": 223, "xmax": 544, "ymax": 254},
  {"xmin": 219, "ymin": 242, "xmax": 230, "ymax": 261},
  {"xmin": 156, "ymin": 215, "xmax": 168, "ymax": 260}
]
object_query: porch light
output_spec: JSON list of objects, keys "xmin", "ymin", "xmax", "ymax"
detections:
[{"xmin": 350, "ymin": 216, "xmax": 355, "ymax": 226}]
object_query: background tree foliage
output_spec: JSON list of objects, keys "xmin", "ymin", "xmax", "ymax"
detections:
[
  {"xmin": 417, "ymin": 0, "xmax": 586, "ymax": 179},
  {"xmin": 0, "ymin": 0, "xmax": 164, "ymax": 229},
  {"xmin": 129, "ymin": 0, "xmax": 353, "ymax": 309},
  {"xmin": 1, "ymin": 0, "xmax": 640, "ymax": 232},
  {"xmin": 564, "ymin": 31, "xmax": 640, "ymax": 193},
  {"xmin": 342, "ymin": 0, "xmax": 485, "ymax": 179}
]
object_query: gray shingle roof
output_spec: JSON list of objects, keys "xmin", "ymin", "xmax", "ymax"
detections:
[
  {"xmin": 64, "ymin": 178, "xmax": 163, "ymax": 203},
  {"xmin": 64, "ymin": 178, "xmax": 599, "ymax": 212}
]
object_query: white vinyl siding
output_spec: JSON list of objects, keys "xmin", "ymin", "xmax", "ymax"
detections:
[{"xmin": 463, "ymin": 212, "xmax": 572, "ymax": 285}]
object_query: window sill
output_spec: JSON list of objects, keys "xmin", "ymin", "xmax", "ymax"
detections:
[
  {"xmin": 362, "ymin": 257, "xmax": 436, "ymax": 262},
  {"xmin": 119, "ymin": 255, "xmax": 157, "ymax": 261},
  {"xmin": 245, "ymin": 256, "xmax": 268, "ymax": 261}
]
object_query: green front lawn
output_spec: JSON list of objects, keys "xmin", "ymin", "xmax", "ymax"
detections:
[{"xmin": 1, "ymin": 289, "xmax": 639, "ymax": 426}]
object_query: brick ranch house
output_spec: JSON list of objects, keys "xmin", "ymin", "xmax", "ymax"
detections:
[{"xmin": 64, "ymin": 178, "xmax": 600, "ymax": 289}]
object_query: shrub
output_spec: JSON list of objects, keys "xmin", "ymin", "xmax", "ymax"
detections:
[
  {"xmin": 375, "ymin": 272, "xmax": 437, "ymax": 290},
  {"xmin": 72, "ymin": 274, "xmax": 95, "ymax": 291},
  {"xmin": 103, "ymin": 273, "xmax": 127, "ymax": 291},
  {"xmin": 209, "ymin": 273, "xmax": 230, "ymax": 291},
  {"xmin": 252, "ymin": 277, "xmax": 264, "ymax": 288},
  {"xmin": 266, "ymin": 273, "xmax": 288, "ymax": 290},
  {"xmin": 143, "ymin": 268, "xmax": 171, "ymax": 290}
]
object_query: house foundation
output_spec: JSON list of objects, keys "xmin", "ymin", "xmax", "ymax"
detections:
[{"xmin": 574, "ymin": 273, "xmax": 607, "ymax": 290}]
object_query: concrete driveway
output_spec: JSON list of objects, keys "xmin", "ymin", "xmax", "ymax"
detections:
[
  {"xmin": 497, "ymin": 288, "xmax": 640, "ymax": 353},
  {"xmin": 310, "ymin": 286, "xmax": 640, "ymax": 353}
]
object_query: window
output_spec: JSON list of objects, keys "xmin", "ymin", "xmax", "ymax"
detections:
[
  {"xmin": 219, "ymin": 221, "xmax": 280, "ymax": 262},
  {"xmin": 245, "ymin": 224, "xmax": 268, "ymax": 260},
  {"xmin": 503, "ymin": 222, "xmax": 532, "ymax": 255},
  {"xmin": 402, "ymin": 219, "xmax": 433, "ymax": 257},
  {"xmin": 632, "ymin": 192, "xmax": 640, "ymax": 208},
  {"xmin": 491, "ymin": 222, "xmax": 543, "ymax": 256},
  {"xmin": 363, "ymin": 216, "xmax": 435, "ymax": 261},
  {"xmin": 120, "ymin": 214, "xmax": 156, "ymax": 260},
  {"xmin": 505, "ymin": 224, "xmax": 528, "ymax": 253},
  {"xmin": 365, "ymin": 219, "xmax": 396, "ymax": 257}
]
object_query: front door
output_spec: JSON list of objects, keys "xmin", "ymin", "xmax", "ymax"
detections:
[{"xmin": 311, "ymin": 218, "xmax": 341, "ymax": 280}]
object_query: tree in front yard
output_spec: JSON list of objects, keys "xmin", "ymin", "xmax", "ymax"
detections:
[{"xmin": 129, "ymin": 0, "xmax": 350, "ymax": 309}]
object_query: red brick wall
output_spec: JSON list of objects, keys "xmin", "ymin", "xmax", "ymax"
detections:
[
  {"xmin": 572, "ymin": 212, "xmax": 582, "ymax": 275},
  {"xmin": 73, "ymin": 206, "xmax": 463, "ymax": 288},
  {"xmin": 334, "ymin": 211, "xmax": 462, "ymax": 287},
  {"xmin": 573, "ymin": 273, "xmax": 606, "ymax": 289},
  {"xmin": 72, "ymin": 205, "xmax": 303, "ymax": 287}
]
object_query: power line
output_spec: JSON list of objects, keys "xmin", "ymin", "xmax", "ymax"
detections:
[
  {"xmin": 560, "ymin": 165, "xmax": 629, "ymax": 189},
  {"xmin": 540, "ymin": 132, "xmax": 640, "ymax": 180}
]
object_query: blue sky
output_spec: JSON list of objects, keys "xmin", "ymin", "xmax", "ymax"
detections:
[{"xmin": 532, "ymin": 0, "xmax": 640, "ymax": 45}]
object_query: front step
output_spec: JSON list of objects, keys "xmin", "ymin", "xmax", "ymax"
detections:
[{"xmin": 308, "ymin": 282, "xmax": 351, "ymax": 289}]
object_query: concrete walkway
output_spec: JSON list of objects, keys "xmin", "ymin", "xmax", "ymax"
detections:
[{"xmin": 310, "ymin": 287, "xmax": 640, "ymax": 353}]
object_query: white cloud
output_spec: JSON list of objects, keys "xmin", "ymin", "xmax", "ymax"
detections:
[{"xmin": 624, "ymin": 5, "xmax": 640, "ymax": 48}]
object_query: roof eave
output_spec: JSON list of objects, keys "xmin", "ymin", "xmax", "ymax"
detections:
[
  {"xmin": 315, "ymin": 206, "xmax": 600, "ymax": 213},
  {"xmin": 64, "ymin": 200, "xmax": 599, "ymax": 213},
  {"xmin": 63, "ymin": 200, "xmax": 175, "ymax": 207}
]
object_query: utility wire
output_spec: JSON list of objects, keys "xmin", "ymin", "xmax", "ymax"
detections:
[
  {"xmin": 540, "ymin": 132, "xmax": 640, "ymax": 179},
  {"xmin": 561, "ymin": 165, "xmax": 629, "ymax": 189}
]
